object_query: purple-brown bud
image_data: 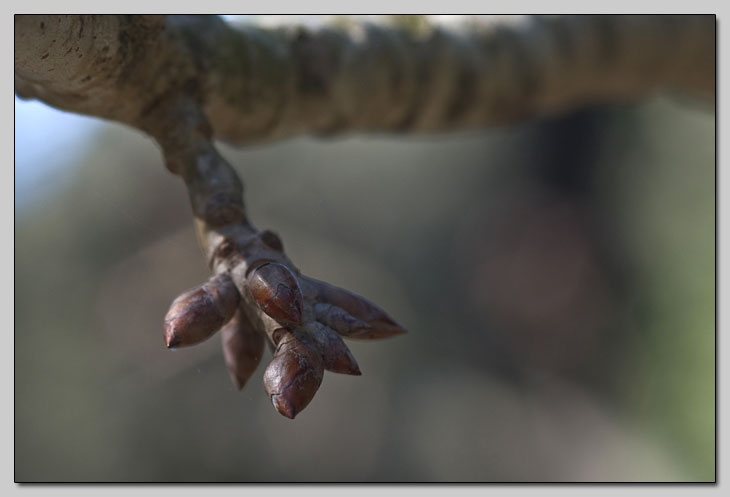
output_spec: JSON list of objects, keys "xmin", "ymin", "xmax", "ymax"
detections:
[
  {"xmin": 247, "ymin": 262, "xmax": 302, "ymax": 326},
  {"xmin": 221, "ymin": 309, "xmax": 265, "ymax": 390},
  {"xmin": 164, "ymin": 274, "xmax": 239, "ymax": 348},
  {"xmin": 308, "ymin": 322, "xmax": 361, "ymax": 375},
  {"xmin": 263, "ymin": 330, "xmax": 324, "ymax": 419},
  {"xmin": 306, "ymin": 278, "xmax": 407, "ymax": 339}
]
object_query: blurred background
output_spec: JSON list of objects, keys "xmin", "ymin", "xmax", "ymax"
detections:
[{"xmin": 14, "ymin": 15, "xmax": 715, "ymax": 482}]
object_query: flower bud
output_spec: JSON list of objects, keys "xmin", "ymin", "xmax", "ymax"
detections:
[
  {"xmin": 308, "ymin": 322, "xmax": 361, "ymax": 375},
  {"xmin": 247, "ymin": 262, "xmax": 303, "ymax": 326},
  {"xmin": 221, "ymin": 309, "xmax": 265, "ymax": 390},
  {"xmin": 306, "ymin": 277, "xmax": 407, "ymax": 339},
  {"xmin": 164, "ymin": 274, "xmax": 239, "ymax": 348},
  {"xmin": 263, "ymin": 330, "xmax": 324, "ymax": 419}
]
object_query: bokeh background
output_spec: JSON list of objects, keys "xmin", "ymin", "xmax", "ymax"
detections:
[{"xmin": 14, "ymin": 15, "xmax": 715, "ymax": 482}]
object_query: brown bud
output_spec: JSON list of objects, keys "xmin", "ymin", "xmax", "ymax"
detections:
[
  {"xmin": 306, "ymin": 278, "xmax": 407, "ymax": 339},
  {"xmin": 164, "ymin": 274, "xmax": 239, "ymax": 348},
  {"xmin": 247, "ymin": 263, "xmax": 302, "ymax": 326},
  {"xmin": 314, "ymin": 302, "xmax": 371, "ymax": 337},
  {"xmin": 308, "ymin": 322, "xmax": 361, "ymax": 375},
  {"xmin": 263, "ymin": 330, "xmax": 324, "ymax": 419},
  {"xmin": 221, "ymin": 309, "xmax": 265, "ymax": 390}
]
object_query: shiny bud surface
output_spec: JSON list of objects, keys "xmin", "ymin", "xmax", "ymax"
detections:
[
  {"xmin": 164, "ymin": 274, "xmax": 239, "ymax": 348},
  {"xmin": 247, "ymin": 262, "xmax": 303, "ymax": 326},
  {"xmin": 263, "ymin": 330, "xmax": 324, "ymax": 419}
]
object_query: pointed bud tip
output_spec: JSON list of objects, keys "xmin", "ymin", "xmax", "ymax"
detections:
[
  {"xmin": 380, "ymin": 321, "xmax": 407, "ymax": 334},
  {"xmin": 390, "ymin": 324, "xmax": 408, "ymax": 335},
  {"xmin": 345, "ymin": 366, "xmax": 363, "ymax": 376},
  {"xmin": 272, "ymin": 394, "xmax": 298, "ymax": 419},
  {"xmin": 164, "ymin": 326, "xmax": 180, "ymax": 349},
  {"xmin": 230, "ymin": 375, "xmax": 245, "ymax": 390},
  {"xmin": 162, "ymin": 275, "xmax": 239, "ymax": 349},
  {"xmin": 327, "ymin": 352, "xmax": 362, "ymax": 376}
]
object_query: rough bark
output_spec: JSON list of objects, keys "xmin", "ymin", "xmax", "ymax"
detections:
[
  {"xmin": 14, "ymin": 15, "xmax": 715, "ymax": 418},
  {"xmin": 15, "ymin": 15, "xmax": 715, "ymax": 144}
]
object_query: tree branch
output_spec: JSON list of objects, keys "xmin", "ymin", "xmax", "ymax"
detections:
[{"xmin": 16, "ymin": 15, "xmax": 715, "ymax": 145}]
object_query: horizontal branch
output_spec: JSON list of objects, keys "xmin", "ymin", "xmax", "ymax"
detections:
[{"xmin": 15, "ymin": 15, "xmax": 715, "ymax": 145}]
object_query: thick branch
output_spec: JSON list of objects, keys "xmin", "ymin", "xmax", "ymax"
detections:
[{"xmin": 15, "ymin": 15, "xmax": 715, "ymax": 145}]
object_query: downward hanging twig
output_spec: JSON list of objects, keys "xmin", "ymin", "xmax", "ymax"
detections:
[{"xmin": 142, "ymin": 94, "xmax": 405, "ymax": 418}]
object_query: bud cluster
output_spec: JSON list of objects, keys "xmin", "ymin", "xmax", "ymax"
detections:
[{"xmin": 164, "ymin": 234, "xmax": 406, "ymax": 419}]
